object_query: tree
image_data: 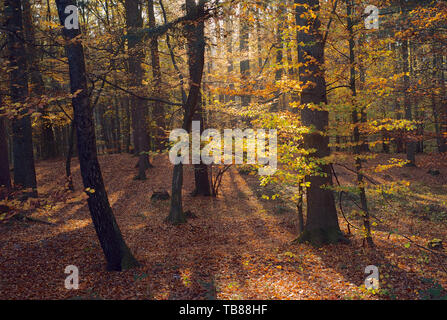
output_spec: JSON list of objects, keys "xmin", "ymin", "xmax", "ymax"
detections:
[
  {"xmin": 295, "ymin": 0, "xmax": 345, "ymax": 245},
  {"xmin": 22, "ymin": 0, "xmax": 57, "ymax": 160},
  {"xmin": 399, "ymin": 1, "xmax": 417, "ymax": 166},
  {"xmin": 5, "ymin": 0, "xmax": 37, "ymax": 197},
  {"xmin": 272, "ymin": 1, "xmax": 285, "ymax": 112},
  {"xmin": 224, "ymin": 10, "xmax": 235, "ymax": 104},
  {"xmin": 432, "ymin": 28, "xmax": 447, "ymax": 153},
  {"xmin": 148, "ymin": 0, "xmax": 166, "ymax": 150},
  {"xmin": 346, "ymin": 0, "xmax": 373, "ymax": 247},
  {"xmin": 167, "ymin": 0, "xmax": 207, "ymax": 224},
  {"xmin": 0, "ymin": 96, "xmax": 11, "ymax": 197},
  {"xmin": 55, "ymin": 0, "xmax": 139, "ymax": 271},
  {"xmin": 125, "ymin": 0, "xmax": 152, "ymax": 180},
  {"xmin": 192, "ymin": 94, "xmax": 212, "ymax": 197},
  {"xmin": 239, "ymin": 3, "xmax": 251, "ymax": 107}
]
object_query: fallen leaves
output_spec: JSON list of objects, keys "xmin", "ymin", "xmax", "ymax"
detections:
[{"xmin": 0, "ymin": 153, "xmax": 446, "ymax": 300}]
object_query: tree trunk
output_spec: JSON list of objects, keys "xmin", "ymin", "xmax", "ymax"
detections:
[
  {"xmin": 294, "ymin": 0, "xmax": 344, "ymax": 245},
  {"xmin": 346, "ymin": 0, "xmax": 373, "ymax": 247},
  {"xmin": 440, "ymin": 50, "xmax": 447, "ymax": 153},
  {"xmin": 148, "ymin": 0, "xmax": 165, "ymax": 150},
  {"xmin": 23, "ymin": 0, "xmax": 57, "ymax": 161},
  {"xmin": 433, "ymin": 40, "xmax": 447, "ymax": 153},
  {"xmin": 114, "ymin": 102, "xmax": 121, "ymax": 154},
  {"xmin": 358, "ymin": 34, "xmax": 370, "ymax": 153},
  {"xmin": 6, "ymin": 0, "xmax": 37, "ymax": 197},
  {"xmin": 124, "ymin": 97, "xmax": 131, "ymax": 153},
  {"xmin": 55, "ymin": 0, "xmax": 139, "ymax": 271},
  {"xmin": 0, "ymin": 105, "xmax": 11, "ymax": 197},
  {"xmin": 225, "ymin": 15, "xmax": 235, "ymax": 104},
  {"xmin": 66, "ymin": 120, "xmax": 75, "ymax": 191},
  {"xmin": 256, "ymin": 7, "xmax": 263, "ymax": 71},
  {"xmin": 192, "ymin": 96, "xmax": 211, "ymax": 197},
  {"xmin": 125, "ymin": 0, "xmax": 151, "ymax": 180},
  {"xmin": 391, "ymin": 40, "xmax": 404, "ymax": 154},
  {"xmin": 98, "ymin": 104, "xmax": 112, "ymax": 153},
  {"xmin": 401, "ymin": 38, "xmax": 416, "ymax": 166},
  {"xmin": 272, "ymin": 2, "xmax": 284, "ymax": 112},
  {"xmin": 239, "ymin": 4, "xmax": 251, "ymax": 107},
  {"xmin": 167, "ymin": 0, "xmax": 206, "ymax": 224}
]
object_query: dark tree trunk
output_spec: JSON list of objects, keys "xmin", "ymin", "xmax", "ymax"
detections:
[
  {"xmin": 441, "ymin": 50, "xmax": 447, "ymax": 153},
  {"xmin": 391, "ymin": 40, "xmax": 404, "ymax": 154},
  {"xmin": 6, "ymin": 0, "xmax": 37, "ymax": 197},
  {"xmin": 0, "ymin": 106, "xmax": 11, "ymax": 197},
  {"xmin": 297, "ymin": 181, "xmax": 304, "ymax": 234},
  {"xmin": 272, "ymin": 2, "xmax": 284, "ymax": 112},
  {"xmin": 125, "ymin": 0, "xmax": 151, "ymax": 180},
  {"xmin": 65, "ymin": 120, "xmax": 75, "ymax": 191},
  {"xmin": 193, "ymin": 163, "xmax": 211, "ymax": 196},
  {"xmin": 295, "ymin": 0, "xmax": 344, "ymax": 245},
  {"xmin": 41, "ymin": 124, "xmax": 57, "ymax": 160},
  {"xmin": 433, "ymin": 41, "xmax": 447, "ymax": 153},
  {"xmin": 167, "ymin": 0, "xmax": 206, "ymax": 224},
  {"xmin": 346, "ymin": 0, "xmax": 373, "ymax": 247},
  {"xmin": 256, "ymin": 7, "xmax": 263, "ymax": 70},
  {"xmin": 239, "ymin": 4, "xmax": 251, "ymax": 107},
  {"xmin": 401, "ymin": 39, "xmax": 416, "ymax": 166},
  {"xmin": 23, "ymin": 0, "xmax": 57, "ymax": 161},
  {"xmin": 55, "ymin": 0, "xmax": 139, "ymax": 271},
  {"xmin": 225, "ymin": 15, "xmax": 235, "ymax": 103},
  {"xmin": 357, "ymin": 34, "xmax": 370, "ymax": 153},
  {"xmin": 112, "ymin": 85, "xmax": 121, "ymax": 154},
  {"xmin": 148, "ymin": 0, "xmax": 165, "ymax": 150},
  {"xmin": 409, "ymin": 41, "xmax": 423, "ymax": 154},
  {"xmin": 115, "ymin": 105, "xmax": 121, "ymax": 153},
  {"xmin": 192, "ymin": 97, "xmax": 211, "ymax": 197},
  {"xmin": 124, "ymin": 97, "xmax": 131, "ymax": 153},
  {"xmin": 98, "ymin": 104, "xmax": 112, "ymax": 153},
  {"xmin": 168, "ymin": 163, "xmax": 186, "ymax": 224}
]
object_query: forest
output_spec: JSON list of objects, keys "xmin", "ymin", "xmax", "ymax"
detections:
[{"xmin": 0, "ymin": 0, "xmax": 446, "ymax": 301}]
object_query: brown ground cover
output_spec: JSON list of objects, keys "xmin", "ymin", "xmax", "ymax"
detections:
[{"xmin": 0, "ymin": 153, "xmax": 446, "ymax": 300}]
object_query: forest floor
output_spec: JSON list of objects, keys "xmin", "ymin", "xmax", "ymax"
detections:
[{"xmin": 1, "ymin": 153, "xmax": 447, "ymax": 300}]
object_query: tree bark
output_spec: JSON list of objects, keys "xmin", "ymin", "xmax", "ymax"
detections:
[
  {"xmin": 98, "ymin": 104, "xmax": 112, "ymax": 153},
  {"xmin": 239, "ymin": 4, "xmax": 251, "ymax": 107},
  {"xmin": 401, "ymin": 38, "xmax": 416, "ymax": 166},
  {"xmin": 272, "ymin": 1, "xmax": 284, "ymax": 112},
  {"xmin": 125, "ymin": 0, "xmax": 151, "ymax": 180},
  {"xmin": 295, "ymin": 0, "xmax": 344, "ymax": 245},
  {"xmin": 0, "ymin": 96, "xmax": 11, "ymax": 197},
  {"xmin": 65, "ymin": 120, "xmax": 75, "ymax": 191},
  {"xmin": 167, "ymin": 0, "xmax": 206, "ymax": 224},
  {"xmin": 23, "ymin": 0, "xmax": 57, "ymax": 161},
  {"xmin": 124, "ymin": 97, "xmax": 132, "ymax": 153},
  {"xmin": 148, "ymin": 0, "xmax": 166, "ymax": 150},
  {"xmin": 55, "ymin": 0, "xmax": 139, "ymax": 271},
  {"xmin": 433, "ymin": 39, "xmax": 447, "ymax": 153},
  {"xmin": 346, "ymin": 0, "xmax": 373, "ymax": 247},
  {"xmin": 192, "ymin": 95, "xmax": 211, "ymax": 197},
  {"xmin": 5, "ymin": 0, "xmax": 37, "ymax": 197},
  {"xmin": 357, "ymin": 34, "xmax": 370, "ymax": 153},
  {"xmin": 225, "ymin": 14, "xmax": 235, "ymax": 103}
]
